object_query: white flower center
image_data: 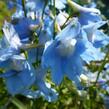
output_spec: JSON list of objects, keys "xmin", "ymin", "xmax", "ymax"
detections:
[{"xmin": 56, "ymin": 38, "xmax": 77, "ymax": 57}]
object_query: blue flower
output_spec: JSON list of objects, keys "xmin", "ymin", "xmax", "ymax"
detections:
[
  {"xmin": 42, "ymin": 18, "xmax": 106, "ymax": 86},
  {"xmin": 0, "ymin": 53, "xmax": 58, "ymax": 102},
  {"xmin": 0, "ymin": 20, "xmax": 58, "ymax": 102},
  {"xmin": 42, "ymin": 19, "xmax": 85, "ymax": 86},
  {"xmin": 80, "ymin": 42, "xmax": 105, "ymax": 63},
  {"xmin": 82, "ymin": 21, "xmax": 109, "ymax": 48},
  {"xmin": 19, "ymin": 66, "xmax": 58, "ymax": 102},
  {"xmin": 0, "ymin": 55, "xmax": 36, "ymax": 95},
  {"xmin": 79, "ymin": 11, "xmax": 101, "ymax": 25},
  {"xmin": 67, "ymin": 0, "xmax": 101, "ymax": 25}
]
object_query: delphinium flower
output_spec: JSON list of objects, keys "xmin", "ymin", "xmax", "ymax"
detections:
[
  {"xmin": 42, "ymin": 18, "xmax": 104, "ymax": 87},
  {"xmin": 0, "ymin": 20, "xmax": 58, "ymax": 102},
  {"xmin": 55, "ymin": 0, "xmax": 109, "ymax": 52},
  {"xmin": 0, "ymin": 56, "xmax": 36, "ymax": 95},
  {"xmin": 42, "ymin": 19, "xmax": 81, "ymax": 86},
  {"xmin": 11, "ymin": 0, "xmax": 54, "ymax": 45},
  {"xmin": 67, "ymin": 0, "xmax": 102, "ymax": 25},
  {"xmin": 78, "ymin": 20, "xmax": 109, "ymax": 64},
  {"xmin": 19, "ymin": 65, "xmax": 58, "ymax": 102},
  {"xmin": 82, "ymin": 21, "xmax": 109, "ymax": 48},
  {"xmin": 64, "ymin": 1, "xmax": 109, "ymax": 63},
  {"xmin": 0, "ymin": 53, "xmax": 58, "ymax": 102},
  {"xmin": 10, "ymin": 0, "xmax": 55, "ymax": 80},
  {"xmin": 0, "ymin": 21, "xmax": 36, "ymax": 94}
]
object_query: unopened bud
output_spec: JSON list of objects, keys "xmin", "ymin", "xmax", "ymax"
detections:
[{"xmin": 80, "ymin": 74, "xmax": 88, "ymax": 84}]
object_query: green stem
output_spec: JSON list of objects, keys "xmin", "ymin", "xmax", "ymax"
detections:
[
  {"xmin": 53, "ymin": 0, "xmax": 56, "ymax": 17},
  {"xmin": 53, "ymin": 0, "xmax": 56, "ymax": 39},
  {"xmin": 20, "ymin": 43, "xmax": 44, "ymax": 50},
  {"xmin": 11, "ymin": 97, "xmax": 27, "ymax": 109},
  {"xmin": 36, "ymin": 1, "xmax": 48, "ymax": 63},
  {"xmin": 37, "ymin": 1, "xmax": 48, "ymax": 37},
  {"xmin": 61, "ymin": 16, "xmax": 71, "ymax": 29},
  {"xmin": 22, "ymin": 0, "xmax": 26, "ymax": 17},
  {"xmin": 95, "ymin": 52, "xmax": 109, "ymax": 84}
]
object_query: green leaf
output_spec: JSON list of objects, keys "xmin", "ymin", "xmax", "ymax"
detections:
[{"xmin": 11, "ymin": 97, "xmax": 27, "ymax": 109}]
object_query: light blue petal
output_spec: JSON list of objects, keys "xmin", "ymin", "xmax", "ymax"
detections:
[
  {"xmin": 56, "ymin": 18, "xmax": 81, "ymax": 40},
  {"xmin": 42, "ymin": 41, "xmax": 63, "ymax": 85},
  {"xmin": 17, "ymin": 62, "xmax": 36, "ymax": 87},
  {"xmin": 5, "ymin": 70, "xmax": 26, "ymax": 95},
  {"xmin": 2, "ymin": 21, "xmax": 22, "ymax": 49},
  {"xmin": 42, "ymin": 40, "xmax": 55, "ymax": 68},
  {"xmin": 14, "ymin": 18, "xmax": 31, "ymax": 41},
  {"xmin": 4, "ymin": 62, "xmax": 35, "ymax": 95},
  {"xmin": 83, "ymin": 21, "xmax": 107, "ymax": 42},
  {"xmin": 64, "ymin": 55, "xmax": 83, "ymax": 81},
  {"xmin": 50, "ymin": 58, "xmax": 63, "ymax": 85},
  {"xmin": 35, "ymin": 80, "xmax": 58, "ymax": 102},
  {"xmin": 93, "ymin": 30, "xmax": 109, "ymax": 48},
  {"xmin": 0, "ymin": 54, "xmax": 25, "ymax": 70},
  {"xmin": 34, "ymin": 68, "xmax": 58, "ymax": 102},
  {"xmin": 0, "ymin": 47, "xmax": 18, "ymax": 61},
  {"xmin": 80, "ymin": 43, "xmax": 105, "ymax": 63},
  {"xmin": 78, "ymin": 29, "xmax": 88, "ymax": 40},
  {"xmin": 74, "ymin": 39, "xmax": 86, "ymax": 55},
  {"xmin": 50, "ymin": 0, "xmax": 66, "ymax": 10},
  {"xmin": 55, "ymin": 0, "xmax": 66, "ymax": 10},
  {"xmin": 14, "ymin": 18, "xmax": 39, "ymax": 43},
  {"xmin": 79, "ymin": 12, "xmax": 102, "ymax": 25}
]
